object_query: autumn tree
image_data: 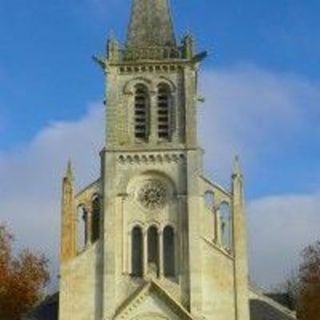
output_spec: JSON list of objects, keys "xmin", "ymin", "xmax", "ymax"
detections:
[
  {"xmin": 275, "ymin": 270, "xmax": 300, "ymax": 311},
  {"xmin": 297, "ymin": 240, "xmax": 320, "ymax": 320},
  {"xmin": 0, "ymin": 224, "xmax": 50, "ymax": 320}
]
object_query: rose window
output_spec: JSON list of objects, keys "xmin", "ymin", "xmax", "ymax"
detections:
[{"xmin": 138, "ymin": 181, "xmax": 167, "ymax": 210}]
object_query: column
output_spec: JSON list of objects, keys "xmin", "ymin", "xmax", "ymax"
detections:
[
  {"xmin": 215, "ymin": 208, "xmax": 222, "ymax": 246},
  {"xmin": 128, "ymin": 229, "xmax": 132, "ymax": 275},
  {"xmin": 159, "ymin": 230, "xmax": 164, "ymax": 278},
  {"xmin": 119, "ymin": 194, "xmax": 128, "ymax": 274},
  {"xmin": 143, "ymin": 230, "xmax": 148, "ymax": 277},
  {"xmin": 87, "ymin": 206, "xmax": 92, "ymax": 245},
  {"xmin": 150, "ymin": 90, "xmax": 157, "ymax": 143}
]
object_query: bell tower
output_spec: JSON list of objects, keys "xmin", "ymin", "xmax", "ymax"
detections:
[
  {"xmin": 59, "ymin": 1, "xmax": 250, "ymax": 320},
  {"xmin": 101, "ymin": 0, "xmax": 203, "ymax": 150},
  {"xmin": 97, "ymin": 0, "xmax": 211, "ymax": 318}
]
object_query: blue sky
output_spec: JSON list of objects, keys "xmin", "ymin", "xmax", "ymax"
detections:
[
  {"xmin": 0, "ymin": 0, "xmax": 320, "ymax": 290},
  {"xmin": 1, "ymin": 0, "xmax": 319, "ymax": 149},
  {"xmin": 1, "ymin": 0, "xmax": 320, "ymax": 197}
]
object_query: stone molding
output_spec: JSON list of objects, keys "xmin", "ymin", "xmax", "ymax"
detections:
[
  {"xmin": 118, "ymin": 153, "xmax": 185, "ymax": 165},
  {"xmin": 123, "ymin": 75, "xmax": 177, "ymax": 95},
  {"xmin": 118, "ymin": 64, "xmax": 183, "ymax": 75}
]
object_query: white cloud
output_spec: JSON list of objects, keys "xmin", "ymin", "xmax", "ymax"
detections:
[
  {"xmin": 0, "ymin": 65, "xmax": 319, "ymax": 292},
  {"xmin": 248, "ymin": 193, "xmax": 320, "ymax": 289},
  {"xmin": 0, "ymin": 103, "xmax": 104, "ymax": 289},
  {"xmin": 199, "ymin": 65, "xmax": 320, "ymax": 288},
  {"xmin": 199, "ymin": 65, "xmax": 320, "ymax": 183}
]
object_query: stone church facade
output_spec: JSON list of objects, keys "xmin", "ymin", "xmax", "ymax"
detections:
[{"xmin": 57, "ymin": 1, "xmax": 297, "ymax": 320}]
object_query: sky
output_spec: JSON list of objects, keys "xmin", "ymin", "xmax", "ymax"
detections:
[{"xmin": 0, "ymin": 0, "xmax": 320, "ymax": 292}]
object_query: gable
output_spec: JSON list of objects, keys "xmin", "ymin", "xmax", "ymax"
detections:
[
  {"xmin": 114, "ymin": 281, "xmax": 195, "ymax": 320},
  {"xmin": 123, "ymin": 292, "xmax": 180, "ymax": 320}
]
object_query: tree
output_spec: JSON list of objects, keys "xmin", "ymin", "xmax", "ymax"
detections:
[
  {"xmin": 275, "ymin": 270, "xmax": 300, "ymax": 311},
  {"xmin": 275, "ymin": 241, "xmax": 320, "ymax": 319},
  {"xmin": 0, "ymin": 224, "xmax": 50, "ymax": 320},
  {"xmin": 297, "ymin": 241, "xmax": 320, "ymax": 320}
]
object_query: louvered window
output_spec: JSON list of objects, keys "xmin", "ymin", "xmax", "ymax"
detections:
[
  {"xmin": 134, "ymin": 85, "xmax": 149, "ymax": 141},
  {"xmin": 157, "ymin": 84, "xmax": 171, "ymax": 140}
]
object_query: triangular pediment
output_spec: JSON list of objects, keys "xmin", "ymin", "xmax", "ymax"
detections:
[{"xmin": 114, "ymin": 280, "xmax": 196, "ymax": 320}]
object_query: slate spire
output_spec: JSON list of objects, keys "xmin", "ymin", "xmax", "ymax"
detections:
[{"xmin": 127, "ymin": 0, "xmax": 176, "ymax": 48}]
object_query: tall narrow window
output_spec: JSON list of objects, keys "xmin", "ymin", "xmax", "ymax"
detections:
[
  {"xmin": 131, "ymin": 226, "xmax": 143, "ymax": 277},
  {"xmin": 220, "ymin": 202, "xmax": 232, "ymax": 250},
  {"xmin": 163, "ymin": 226, "xmax": 175, "ymax": 277},
  {"xmin": 91, "ymin": 196, "xmax": 100, "ymax": 243},
  {"xmin": 148, "ymin": 226, "xmax": 159, "ymax": 275},
  {"xmin": 77, "ymin": 206, "xmax": 88, "ymax": 253},
  {"xmin": 134, "ymin": 85, "xmax": 149, "ymax": 141},
  {"xmin": 157, "ymin": 84, "xmax": 171, "ymax": 140},
  {"xmin": 204, "ymin": 191, "xmax": 215, "ymax": 210},
  {"xmin": 204, "ymin": 191, "xmax": 216, "ymax": 240}
]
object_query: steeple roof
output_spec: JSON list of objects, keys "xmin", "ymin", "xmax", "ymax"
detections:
[
  {"xmin": 127, "ymin": 0, "xmax": 176, "ymax": 48},
  {"xmin": 233, "ymin": 155, "xmax": 243, "ymax": 177},
  {"xmin": 65, "ymin": 160, "xmax": 74, "ymax": 181}
]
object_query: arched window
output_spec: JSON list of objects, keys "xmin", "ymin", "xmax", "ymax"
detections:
[
  {"xmin": 131, "ymin": 226, "xmax": 143, "ymax": 277},
  {"xmin": 157, "ymin": 84, "xmax": 171, "ymax": 140},
  {"xmin": 91, "ymin": 196, "xmax": 100, "ymax": 243},
  {"xmin": 220, "ymin": 202, "xmax": 232, "ymax": 250},
  {"xmin": 77, "ymin": 206, "xmax": 88, "ymax": 253},
  {"xmin": 134, "ymin": 85, "xmax": 150, "ymax": 141},
  {"xmin": 163, "ymin": 226, "xmax": 175, "ymax": 277},
  {"xmin": 148, "ymin": 226, "xmax": 159, "ymax": 275},
  {"xmin": 204, "ymin": 191, "xmax": 215, "ymax": 210}
]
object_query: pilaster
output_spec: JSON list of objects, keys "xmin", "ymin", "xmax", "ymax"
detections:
[
  {"xmin": 183, "ymin": 65, "xmax": 198, "ymax": 148},
  {"xmin": 232, "ymin": 157, "xmax": 250, "ymax": 320},
  {"xmin": 159, "ymin": 230, "xmax": 164, "ymax": 278},
  {"xmin": 185, "ymin": 149, "xmax": 203, "ymax": 316},
  {"xmin": 60, "ymin": 162, "xmax": 76, "ymax": 264},
  {"xmin": 102, "ymin": 150, "xmax": 118, "ymax": 319}
]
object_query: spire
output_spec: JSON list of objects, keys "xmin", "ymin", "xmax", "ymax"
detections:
[
  {"xmin": 61, "ymin": 160, "xmax": 76, "ymax": 264},
  {"xmin": 232, "ymin": 155, "xmax": 243, "ymax": 179},
  {"xmin": 127, "ymin": 0, "xmax": 176, "ymax": 48},
  {"xmin": 65, "ymin": 160, "xmax": 74, "ymax": 181}
]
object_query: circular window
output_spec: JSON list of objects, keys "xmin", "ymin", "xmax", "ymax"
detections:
[{"xmin": 138, "ymin": 180, "xmax": 168, "ymax": 210}]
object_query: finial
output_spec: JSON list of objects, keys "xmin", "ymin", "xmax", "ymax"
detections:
[
  {"xmin": 232, "ymin": 155, "xmax": 243, "ymax": 178},
  {"xmin": 65, "ymin": 160, "xmax": 74, "ymax": 181}
]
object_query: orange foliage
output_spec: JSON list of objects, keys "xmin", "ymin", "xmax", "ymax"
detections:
[
  {"xmin": 297, "ymin": 241, "xmax": 320, "ymax": 320},
  {"xmin": 0, "ymin": 225, "xmax": 50, "ymax": 320}
]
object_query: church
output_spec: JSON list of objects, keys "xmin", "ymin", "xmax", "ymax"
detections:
[{"xmin": 27, "ymin": 0, "xmax": 297, "ymax": 319}]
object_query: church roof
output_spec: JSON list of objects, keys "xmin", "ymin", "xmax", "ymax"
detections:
[
  {"xmin": 23, "ymin": 293, "xmax": 59, "ymax": 320},
  {"xmin": 126, "ymin": 0, "xmax": 176, "ymax": 49},
  {"xmin": 250, "ymin": 299, "xmax": 295, "ymax": 320}
]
